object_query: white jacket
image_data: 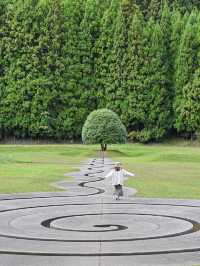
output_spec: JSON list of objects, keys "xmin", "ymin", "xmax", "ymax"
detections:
[{"xmin": 105, "ymin": 169, "xmax": 135, "ymax": 186}]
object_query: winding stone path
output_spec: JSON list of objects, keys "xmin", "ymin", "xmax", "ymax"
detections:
[{"xmin": 0, "ymin": 158, "xmax": 200, "ymax": 266}]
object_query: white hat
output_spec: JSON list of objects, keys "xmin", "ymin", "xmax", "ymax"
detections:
[{"xmin": 115, "ymin": 162, "xmax": 121, "ymax": 167}]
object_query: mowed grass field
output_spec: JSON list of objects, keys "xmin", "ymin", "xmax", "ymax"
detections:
[
  {"xmin": 108, "ymin": 143, "xmax": 200, "ymax": 199},
  {"xmin": 0, "ymin": 143, "xmax": 200, "ymax": 199},
  {"xmin": 0, "ymin": 145, "xmax": 96, "ymax": 194}
]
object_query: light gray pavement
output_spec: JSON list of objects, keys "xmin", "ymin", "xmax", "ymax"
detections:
[{"xmin": 0, "ymin": 158, "xmax": 200, "ymax": 266}]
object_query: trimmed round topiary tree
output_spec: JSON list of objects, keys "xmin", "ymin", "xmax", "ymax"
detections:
[{"xmin": 82, "ymin": 109, "xmax": 127, "ymax": 152}]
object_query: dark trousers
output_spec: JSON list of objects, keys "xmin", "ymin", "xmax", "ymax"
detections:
[{"xmin": 114, "ymin": 184, "xmax": 123, "ymax": 196}]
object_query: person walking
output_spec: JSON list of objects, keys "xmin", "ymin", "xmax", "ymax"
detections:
[{"xmin": 105, "ymin": 162, "xmax": 135, "ymax": 200}]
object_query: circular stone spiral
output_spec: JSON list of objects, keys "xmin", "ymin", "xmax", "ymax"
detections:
[{"xmin": 0, "ymin": 158, "xmax": 200, "ymax": 266}]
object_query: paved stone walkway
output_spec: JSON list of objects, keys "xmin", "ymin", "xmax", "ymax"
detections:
[{"xmin": 0, "ymin": 158, "xmax": 200, "ymax": 266}]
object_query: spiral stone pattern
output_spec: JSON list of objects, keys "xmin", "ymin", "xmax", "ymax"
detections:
[{"xmin": 0, "ymin": 158, "xmax": 200, "ymax": 266}]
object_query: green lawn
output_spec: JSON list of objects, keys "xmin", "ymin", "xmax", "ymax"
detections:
[
  {"xmin": 0, "ymin": 143, "xmax": 200, "ymax": 199},
  {"xmin": 0, "ymin": 145, "xmax": 95, "ymax": 193},
  {"xmin": 107, "ymin": 143, "xmax": 200, "ymax": 199}
]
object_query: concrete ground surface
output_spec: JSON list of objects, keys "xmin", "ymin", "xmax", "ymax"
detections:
[{"xmin": 0, "ymin": 158, "xmax": 200, "ymax": 266}]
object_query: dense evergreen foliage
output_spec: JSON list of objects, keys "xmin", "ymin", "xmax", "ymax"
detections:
[
  {"xmin": 174, "ymin": 11, "xmax": 200, "ymax": 137},
  {"xmin": 0, "ymin": 0, "xmax": 199, "ymax": 142}
]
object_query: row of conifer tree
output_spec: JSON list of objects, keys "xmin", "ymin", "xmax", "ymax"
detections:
[{"xmin": 0, "ymin": 0, "xmax": 199, "ymax": 142}]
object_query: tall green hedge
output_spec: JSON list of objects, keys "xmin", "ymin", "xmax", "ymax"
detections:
[
  {"xmin": 174, "ymin": 11, "xmax": 200, "ymax": 137},
  {"xmin": 0, "ymin": 0, "xmax": 199, "ymax": 141}
]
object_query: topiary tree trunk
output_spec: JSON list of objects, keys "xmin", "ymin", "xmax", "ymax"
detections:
[
  {"xmin": 101, "ymin": 143, "xmax": 107, "ymax": 151},
  {"xmin": 100, "ymin": 143, "xmax": 107, "ymax": 162}
]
